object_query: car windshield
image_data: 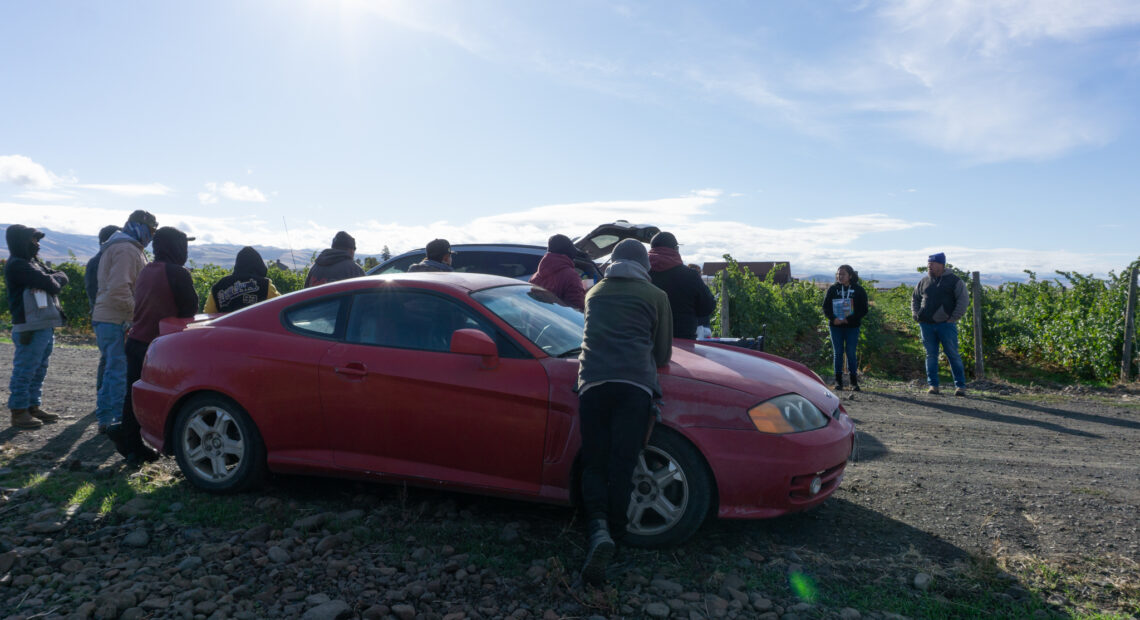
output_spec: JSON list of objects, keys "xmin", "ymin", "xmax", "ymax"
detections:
[{"xmin": 472, "ymin": 284, "xmax": 584, "ymax": 357}]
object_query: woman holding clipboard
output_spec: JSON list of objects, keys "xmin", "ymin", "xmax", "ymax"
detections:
[{"xmin": 822, "ymin": 265, "xmax": 869, "ymax": 391}]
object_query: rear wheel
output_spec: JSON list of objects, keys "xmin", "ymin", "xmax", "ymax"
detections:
[
  {"xmin": 623, "ymin": 429, "xmax": 713, "ymax": 548},
  {"xmin": 173, "ymin": 395, "xmax": 266, "ymax": 493}
]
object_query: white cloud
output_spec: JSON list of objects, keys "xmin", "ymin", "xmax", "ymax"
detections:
[
  {"xmin": 15, "ymin": 190, "xmax": 73, "ymax": 201},
  {"xmin": 0, "ymin": 155, "xmax": 57, "ymax": 189},
  {"xmin": 198, "ymin": 181, "xmax": 267, "ymax": 204},
  {"xmin": 77, "ymin": 183, "xmax": 173, "ymax": 197}
]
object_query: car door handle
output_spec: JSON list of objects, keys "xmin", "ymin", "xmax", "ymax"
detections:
[{"xmin": 334, "ymin": 363, "xmax": 368, "ymax": 377}]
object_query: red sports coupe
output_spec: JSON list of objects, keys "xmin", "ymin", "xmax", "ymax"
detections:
[{"xmin": 134, "ymin": 273, "xmax": 854, "ymax": 547}]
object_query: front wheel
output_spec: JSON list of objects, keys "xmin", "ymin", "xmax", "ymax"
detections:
[
  {"xmin": 173, "ymin": 395, "xmax": 266, "ymax": 493},
  {"xmin": 623, "ymin": 429, "xmax": 713, "ymax": 548}
]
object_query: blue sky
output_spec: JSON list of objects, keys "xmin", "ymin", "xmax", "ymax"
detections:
[{"xmin": 2, "ymin": 0, "xmax": 1138, "ymax": 277}]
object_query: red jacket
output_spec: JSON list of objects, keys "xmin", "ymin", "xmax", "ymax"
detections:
[{"xmin": 529, "ymin": 252, "xmax": 585, "ymax": 310}]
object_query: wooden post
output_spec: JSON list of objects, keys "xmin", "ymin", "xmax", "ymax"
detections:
[
  {"xmin": 1122, "ymin": 266, "xmax": 1137, "ymax": 382},
  {"xmin": 972, "ymin": 271, "xmax": 984, "ymax": 380},
  {"xmin": 719, "ymin": 291, "xmax": 731, "ymax": 337}
]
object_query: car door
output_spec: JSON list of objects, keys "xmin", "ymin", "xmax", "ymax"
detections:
[{"xmin": 319, "ymin": 288, "xmax": 550, "ymax": 493}]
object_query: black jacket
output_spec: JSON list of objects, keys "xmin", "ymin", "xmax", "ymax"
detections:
[
  {"xmin": 822, "ymin": 282, "xmax": 869, "ymax": 328},
  {"xmin": 5, "ymin": 225, "xmax": 69, "ymax": 329},
  {"xmin": 649, "ymin": 265, "xmax": 716, "ymax": 339},
  {"xmin": 210, "ymin": 247, "xmax": 272, "ymax": 313},
  {"xmin": 304, "ymin": 249, "xmax": 364, "ymax": 287}
]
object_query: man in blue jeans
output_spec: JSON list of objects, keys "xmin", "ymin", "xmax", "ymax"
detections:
[
  {"xmin": 911, "ymin": 252, "xmax": 970, "ymax": 395},
  {"xmin": 91, "ymin": 210, "xmax": 157, "ymax": 450},
  {"xmin": 5, "ymin": 225, "xmax": 69, "ymax": 429}
]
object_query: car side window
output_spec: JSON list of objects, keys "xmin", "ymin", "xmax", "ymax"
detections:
[
  {"xmin": 452, "ymin": 251, "xmax": 541, "ymax": 279},
  {"xmin": 283, "ymin": 297, "xmax": 343, "ymax": 337},
  {"xmin": 346, "ymin": 290, "xmax": 529, "ymax": 358},
  {"xmin": 373, "ymin": 254, "xmax": 423, "ymax": 274}
]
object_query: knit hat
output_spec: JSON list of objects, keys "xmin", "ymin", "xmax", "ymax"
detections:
[
  {"xmin": 98, "ymin": 225, "xmax": 120, "ymax": 244},
  {"xmin": 547, "ymin": 234, "xmax": 580, "ymax": 259},
  {"xmin": 650, "ymin": 231, "xmax": 679, "ymax": 249},
  {"xmin": 611, "ymin": 238, "xmax": 650, "ymax": 270},
  {"xmin": 928, "ymin": 252, "xmax": 946, "ymax": 264},
  {"xmin": 332, "ymin": 231, "xmax": 356, "ymax": 251}
]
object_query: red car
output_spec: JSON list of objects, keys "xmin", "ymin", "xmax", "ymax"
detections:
[{"xmin": 134, "ymin": 273, "xmax": 854, "ymax": 547}]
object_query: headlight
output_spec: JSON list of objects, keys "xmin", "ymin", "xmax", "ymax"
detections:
[{"xmin": 748, "ymin": 394, "xmax": 829, "ymax": 434}]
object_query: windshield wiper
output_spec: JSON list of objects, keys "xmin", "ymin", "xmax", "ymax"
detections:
[{"xmin": 557, "ymin": 347, "xmax": 583, "ymax": 358}]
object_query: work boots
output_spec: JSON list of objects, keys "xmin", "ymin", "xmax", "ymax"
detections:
[
  {"xmin": 28, "ymin": 405, "xmax": 60, "ymax": 423},
  {"xmin": 580, "ymin": 518, "xmax": 615, "ymax": 586},
  {"xmin": 849, "ymin": 372, "xmax": 860, "ymax": 392},
  {"xmin": 10, "ymin": 408, "xmax": 43, "ymax": 429}
]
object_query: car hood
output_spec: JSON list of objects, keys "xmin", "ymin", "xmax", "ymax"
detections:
[{"xmin": 665, "ymin": 341, "xmax": 841, "ymax": 414}]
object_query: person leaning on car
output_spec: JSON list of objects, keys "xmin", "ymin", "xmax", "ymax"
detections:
[
  {"xmin": 647, "ymin": 232, "xmax": 716, "ymax": 339},
  {"xmin": 912, "ymin": 252, "xmax": 969, "ymax": 396},
  {"xmin": 576, "ymin": 238, "xmax": 673, "ymax": 586},
  {"xmin": 121, "ymin": 226, "xmax": 199, "ymax": 467},
  {"xmin": 530, "ymin": 234, "xmax": 586, "ymax": 310},
  {"xmin": 304, "ymin": 231, "xmax": 365, "ymax": 288},
  {"xmin": 5, "ymin": 225, "xmax": 68, "ymax": 430},
  {"xmin": 407, "ymin": 238, "xmax": 455, "ymax": 272}
]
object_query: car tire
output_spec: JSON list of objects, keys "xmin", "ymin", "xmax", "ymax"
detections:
[
  {"xmin": 622, "ymin": 428, "xmax": 713, "ymax": 548},
  {"xmin": 173, "ymin": 394, "xmax": 266, "ymax": 493}
]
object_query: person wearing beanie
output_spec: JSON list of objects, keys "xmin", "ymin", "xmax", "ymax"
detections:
[
  {"xmin": 576, "ymin": 238, "xmax": 673, "ymax": 586},
  {"xmin": 529, "ymin": 234, "xmax": 587, "ymax": 310},
  {"xmin": 822, "ymin": 264, "xmax": 869, "ymax": 391},
  {"xmin": 84, "ymin": 224, "xmax": 121, "ymax": 391},
  {"xmin": 119, "ymin": 226, "xmax": 199, "ymax": 466},
  {"xmin": 407, "ymin": 238, "xmax": 456, "ymax": 273},
  {"xmin": 5, "ymin": 225, "xmax": 68, "ymax": 430},
  {"xmin": 304, "ymin": 231, "xmax": 365, "ymax": 287},
  {"xmin": 647, "ymin": 231, "xmax": 716, "ymax": 339},
  {"xmin": 204, "ymin": 246, "xmax": 281, "ymax": 313},
  {"xmin": 93, "ymin": 209, "xmax": 157, "ymax": 445},
  {"xmin": 912, "ymin": 252, "xmax": 970, "ymax": 396}
]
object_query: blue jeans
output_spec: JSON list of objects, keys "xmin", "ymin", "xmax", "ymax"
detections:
[
  {"xmin": 8, "ymin": 328, "xmax": 54, "ymax": 410},
  {"xmin": 829, "ymin": 326, "xmax": 860, "ymax": 379},
  {"xmin": 920, "ymin": 322, "xmax": 966, "ymax": 389},
  {"xmin": 94, "ymin": 321, "xmax": 130, "ymax": 427}
]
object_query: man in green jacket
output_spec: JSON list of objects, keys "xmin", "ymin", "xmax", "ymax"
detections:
[{"xmin": 576, "ymin": 239, "xmax": 673, "ymax": 585}]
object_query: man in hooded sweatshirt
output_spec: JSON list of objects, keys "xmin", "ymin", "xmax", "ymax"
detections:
[
  {"xmin": 92, "ymin": 210, "xmax": 157, "ymax": 447},
  {"xmin": 529, "ymin": 234, "xmax": 587, "ymax": 310},
  {"xmin": 648, "ymin": 232, "xmax": 716, "ymax": 339},
  {"xmin": 204, "ymin": 246, "xmax": 280, "ymax": 313},
  {"xmin": 305, "ymin": 231, "xmax": 365, "ymax": 287},
  {"xmin": 120, "ymin": 226, "xmax": 199, "ymax": 466},
  {"xmin": 406, "ymin": 238, "xmax": 455, "ymax": 273},
  {"xmin": 576, "ymin": 238, "xmax": 673, "ymax": 585},
  {"xmin": 5, "ymin": 225, "xmax": 68, "ymax": 430}
]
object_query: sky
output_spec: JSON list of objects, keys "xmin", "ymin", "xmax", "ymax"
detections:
[{"xmin": 2, "ymin": 0, "xmax": 1139, "ymax": 277}]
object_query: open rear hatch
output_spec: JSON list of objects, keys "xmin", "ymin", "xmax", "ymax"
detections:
[{"xmin": 574, "ymin": 221, "xmax": 660, "ymax": 260}]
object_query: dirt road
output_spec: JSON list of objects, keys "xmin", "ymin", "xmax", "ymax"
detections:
[{"xmin": 2, "ymin": 343, "xmax": 1139, "ymax": 618}]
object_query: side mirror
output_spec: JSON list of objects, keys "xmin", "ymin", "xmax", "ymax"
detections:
[{"xmin": 449, "ymin": 328, "xmax": 499, "ymax": 369}]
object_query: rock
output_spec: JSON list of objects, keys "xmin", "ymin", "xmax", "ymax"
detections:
[
  {"xmin": 303, "ymin": 601, "xmax": 351, "ymax": 620},
  {"xmin": 177, "ymin": 556, "xmax": 204, "ymax": 572},
  {"xmin": 306, "ymin": 593, "xmax": 332, "ymax": 605},
  {"xmin": 26, "ymin": 520, "xmax": 65, "ymax": 533},
  {"xmin": 651, "ymin": 578, "xmax": 685, "ymax": 595},
  {"xmin": 362, "ymin": 605, "xmax": 389, "ymax": 619},
  {"xmin": 0, "ymin": 551, "xmax": 17, "ymax": 573},
  {"xmin": 391, "ymin": 603, "xmax": 416, "ymax": 620},
  {"xmin": 254, "ymin": 496, "xmax": 282, "ymax": 511},
  {"xmin": 913, "ymin": 572, "xmax": 932, "ymax": 591},
  {"xmin": 644, "ymin": 602, "xmax": 671, "ymax": 618},
  {"xmin": 118, "ymin": 497, "xmax": 154, "ymax": 517},
  {"xmin": 242, "ymin": 524, "xmax": 271, "ymax": 542},
  {"xmin": 500, "ymin": 525, "xmax": 520, "ymax": 543},
  {"xmin": 268, "ymin": 546, "xmax": 291, "ymax": 563},
  {"xmin": 293, "ymin": 512, "xmax": 334, "ymax": 530},
  {"xmin": 141, "ymin": 597, "xmax": 172, "ymax": 610},
  {"xmin": 122, "ymin": 530, "xmax": 150, "ymax": 547},
  {"xmin": 840, "ymin": 608, "xmax": 862, "ymax": 619},
  {"xmin": 335, "ymin": 509, "xmax": 364, "ymax": 523},
  {"xmin": 750, "ymin": 594, "xmax": 773, "ymax": 611},
  {"xmin": 316, "ymin": 534, "xmax": 346, "ymax": 554}
]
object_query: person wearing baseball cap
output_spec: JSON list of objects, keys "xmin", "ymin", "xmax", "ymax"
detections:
[
  {"xmin": 92, "ymin": 210, "xmax": 159, "ymax": 448},
  {"xmin": 407, "ymin": 238, "xmax": 456, "ymax": 272},
  {"xmin": 304, "ymin": 231, "xmax": 366, "ymax": 287},
  {"xmin": 912, "ymin": 252, "xmax": 970, "ymax": 396},
  {"xmin": 647, "ymin": 231, "xmax": 716, "ymax": 339}
]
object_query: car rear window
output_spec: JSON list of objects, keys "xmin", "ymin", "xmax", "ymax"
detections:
[{"xmin": 283, "ymin": 297, "xmax": 343, "ymax": 337}]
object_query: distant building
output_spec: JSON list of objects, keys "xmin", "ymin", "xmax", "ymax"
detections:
[{"xmin": 701, "ymin": 261, "xmax": 792, "ymax": 284}]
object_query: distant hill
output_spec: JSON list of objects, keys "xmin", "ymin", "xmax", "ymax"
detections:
[{"xmin": 0, "ymin": 224, "xmax": 379, "ymax": 269}]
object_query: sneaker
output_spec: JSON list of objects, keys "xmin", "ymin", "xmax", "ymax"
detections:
[
  {"xmin": 28, "ymin": 405, "xmax": 60, "ymax": 423},
  {"xmin": 927, "ymin": 386, "xmax": 940, "ymax": 395},
  {"xmin": 99, "ymin": 423, "xmax": 128, "ymax": 453},
  {"xmin": 955, "ymin": 387, "xmax": 967, "ymax": 397},
  {"xmin": 580, "ymin": 519, "xmax": 615, "ymax": 587},
  {"xmin": 850, "ymin": 383, "xmax": 861, "ymax": 392},
  {"xmin": 833, "ymin": 383, "xmax": 843, "ymax": 392}
]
